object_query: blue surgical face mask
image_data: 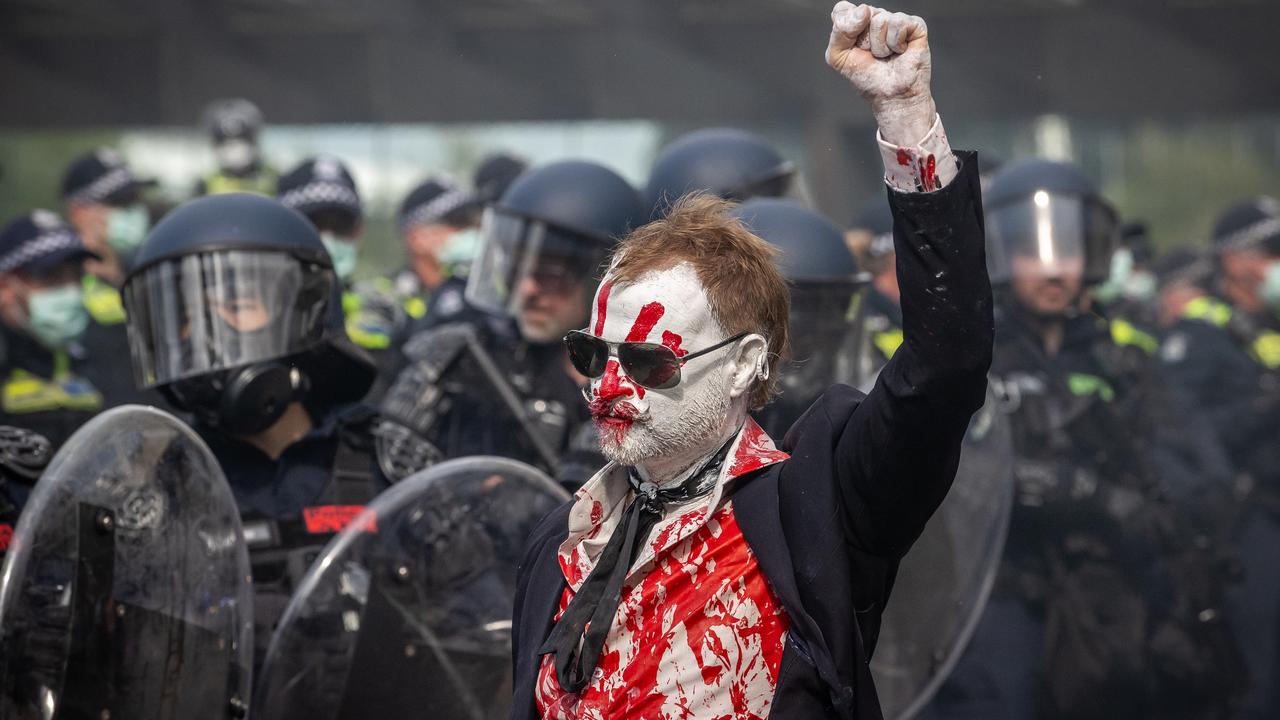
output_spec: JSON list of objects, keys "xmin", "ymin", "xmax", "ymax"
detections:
[
  {"xmin": 1260, "ymin": 261, "xmax": 1280, "ymax": 312},
  {"xmin": 1093, "ymin": 249, "xmax": 1133, "ymax": 304},
  {"xmin": 321, "ymin": 232, "xmax": 359, "ymax": 283},
  {"xmin": 26, "ymin": 284, "xmax": 89, "ymax": 349},
  {"xmin": 106, "ymin": 203, "xmax": 150, "ymax": 255},
  {"xmin": 440, "ymin": 227, "xmax": 481, "ymax": 271}
]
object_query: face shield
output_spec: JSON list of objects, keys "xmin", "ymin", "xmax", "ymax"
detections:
[
  {"xmin": 465, "ymin": 207, "xmax": 611, "ymax": 318},
  {"xmin": 123, "ymin": 250, "xmax": 334, "ymax": 389},
  {"xmin": 986, "ymin": 190, "xmax": 1118, "ymax": 285}
]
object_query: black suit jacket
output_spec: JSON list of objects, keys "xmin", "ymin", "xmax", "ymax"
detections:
[{"xmin": 510, "ymin": 152, "xmax": 992, "ymax": 719}]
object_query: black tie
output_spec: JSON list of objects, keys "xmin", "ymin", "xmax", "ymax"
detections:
[{"xmin": 538, "ymin": 438, "xmax": 734, "ymax": 692}]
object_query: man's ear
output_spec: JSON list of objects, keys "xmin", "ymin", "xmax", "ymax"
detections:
[{"xmin": 726, "ymin": 333, "xmax": 768, "ymax": 400}]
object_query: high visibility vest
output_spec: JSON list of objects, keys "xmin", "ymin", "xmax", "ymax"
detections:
[
  {"xmin": 2, "ymin": 353, "xmax": 103, "ymax": 415},
  {"xmin": 203, "ymin": 169, "xmax": 277, "ymax": 197},
  {"xmin": 82, "ymin": 274, "xmax": 126, "ymax": 326}
]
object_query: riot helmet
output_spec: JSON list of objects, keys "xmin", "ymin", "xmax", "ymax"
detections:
[
  {"xmin": 731, "ymin": 198, "xmax": 865, "ymax": 434},
  {"xmin": 985, "ymin": 158, "xmax": 1119, "ymax": 287},
  {"xmin": 645, "ymin": 128, "xmax": 799, "ymax": 220},
  {"xmin": 123, "ymin": 193, "xmax": 374, "ymax": 433},
  {"xmin": 465, "ymin": 160, "xmax": 643, "ymax": 343}
]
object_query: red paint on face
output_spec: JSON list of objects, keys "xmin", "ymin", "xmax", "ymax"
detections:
[
  {"xmin": 661, "ymin": 330, "xmax": 688, "ymax": 358},
  {"xmin": 595, "ymin": 359, "xmax": 633, "ymax": 403},
  {"xmin": 593, "ymin": 280, "xmax": 613, "ymax": 336},
  {"xmin": 896, "ymin": 148, "xmax": 911, "ymax": 166},
  {"xmin": 625, "ymin": 301, "xmax": 666, "ymax": 343}
]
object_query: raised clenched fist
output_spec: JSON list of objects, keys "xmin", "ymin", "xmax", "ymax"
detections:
[{"xmin": 826, "ymin": 2, "xmax": 936, "ymax": 146}]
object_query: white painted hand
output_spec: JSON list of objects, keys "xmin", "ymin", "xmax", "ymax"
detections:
[{"xmin": 825, "ymin": 2, "xmax": 936, "ymax": 146}]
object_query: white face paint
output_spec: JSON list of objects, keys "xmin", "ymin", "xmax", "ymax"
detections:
[{"xmin": 586, "ymin": 263, "xmax": 741, "ymax": 469}]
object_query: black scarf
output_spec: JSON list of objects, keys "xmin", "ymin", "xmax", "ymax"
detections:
[{"xmin": 537, "ymin": 436, "xmax": 736, "ymax": 692}]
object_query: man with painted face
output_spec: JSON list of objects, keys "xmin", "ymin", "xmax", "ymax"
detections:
[
  {"xmin": 196, "ymin": 98, "xmax": 277, "ymax": 197},
  {"xmin": 377, "ymin": 160, "xmax": 644, "ymax": 486},
  {"xmin": 1159, "ymin": 197, "xmax": 1280, "ymax": 720},
  {"xmin": 121, "ymin": 192, "xmax": 389, "ymax": 668},
  {"xmin": 0, "ymin": 211, "xmax": 107, "ymax": 454},
  {"xmin": 511, "ymin": 5, "xmax": 993, "ymax": 718},
  {"xmin": 278, "ymin": 155, "xmax": 396, "ymax": 362},
  {"xmin": 920, "ymin": 159, "xmax": 1244, "ymax": 719}
]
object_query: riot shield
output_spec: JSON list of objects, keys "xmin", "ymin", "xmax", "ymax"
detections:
[
  {"xmin": 0, "ymin": 405, "xmax": 253, "ymax": 720},
  {"xmin": 870, "ymin": 387, "xmax": 1014, "ymax": 719},
  {"xmin": 254, "ymin": 456, "xmax": 570, "ymax": 720}
]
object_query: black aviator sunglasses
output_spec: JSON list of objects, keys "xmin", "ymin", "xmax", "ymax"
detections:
[{"xmin": 563, "ymin": 330, "xmax": 750, "ymax": 390}]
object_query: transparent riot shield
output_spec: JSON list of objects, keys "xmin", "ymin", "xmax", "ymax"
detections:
[
  {"xmin": 870, "ymin": 387, "xmax": 1014, "ymax": 719},
  {"xmin": 0, "ymin": 405, "xmax": 253, "ymax": 720},
  {"xmin": 254, "ymin": 456, "xmax": 570, "ymax": 720}
]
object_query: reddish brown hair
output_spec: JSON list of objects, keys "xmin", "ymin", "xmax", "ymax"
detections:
[{"xmin": 608, "ymin": 193, "xmax": 790, "ymax": 408}]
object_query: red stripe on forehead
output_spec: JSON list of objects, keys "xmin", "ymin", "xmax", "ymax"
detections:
[
  {"xmin": 593, "ymin": 280, "xmax": 613, "ymax": 336},
  {"xmin": 625, "ymin": 302, "xmax": 666, "ymax": 343}
]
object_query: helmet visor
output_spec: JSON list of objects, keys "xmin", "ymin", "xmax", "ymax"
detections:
[
  {"xmin": 124, "ymin": 250, "xmax": 334, "ymax": 388},
  {"xmin": 986, "ymin": 191, "xmax": 1118, "ymax": 285},
  {"xmin": 465, "ymin": 207, "xmax": 610, "ymax": 317}
]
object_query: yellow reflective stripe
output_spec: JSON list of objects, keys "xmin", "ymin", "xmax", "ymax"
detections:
[
  {"xmin": 873, "ymin": 329, "xmax": 904, "ymax": 359},
  {"xmin": 204, "ymin": 171, "xmax": 277, "ymax": 197},
  {"xmin": 404, "ymin": 296, "xmax": 427, "ymax": 320},
  {"xmin": 1252, "ymin": 331, "xmax": 1280, "ymax": 369},
  {"xmin": 82, "ymin": 275, "xmax": 126, "ymax": 325},
  {"xmin": 1183, "ymin": 297, "xmax": 1233, "ymax": 328},
  {"xmin": 3, "ymin": 370, "xmax": 102, "ymax": 414},
  {"xmin": 345, "ymin": 318, "xmax": 391, "ymax": 350},
  {"xmin": 1067, "ymin": 372, "xmax": 1115, "ymax": 402},
  {"xmin": 1109, "ymin": 318, "xmax": 1158, "ymax": 355},
  {"xmin": 342, "ymin": 291, "xmax": 361, "ymax": 317}
]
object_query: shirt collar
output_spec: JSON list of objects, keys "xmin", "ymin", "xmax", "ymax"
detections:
[{"xmin": 557, "ymin": 416, "xmax": 788, "ymax": 591}]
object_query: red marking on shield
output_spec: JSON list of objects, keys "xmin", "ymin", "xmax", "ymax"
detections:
[
  {"xmin": 0, "ymin": 524, "xmax": 11, "ymax": 552},
  {"xmin": 593, "ymin": 280, "xmax": 613, "ymax": 336},
  {"xmin": 625, "ymin": 302, "xmax": 666, "ymax": 343},
  {"xmin": 303, "ymin": 505, "xmax": 375, "ymax": 534},
  {"xmin": 661, "ymin": 330, "xmax": 688, "ymax": 358}
]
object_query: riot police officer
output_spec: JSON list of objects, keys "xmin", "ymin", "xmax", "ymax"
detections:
[
  {"xmin": 0, "ymin": 211, "xmax": 117, "ymax": 452},
  {"xmin": 378, "ymin": 160, "xmax": 645, "ymax": 488},
  {"xmin": 729, "ymin": 197, "xmax": 867, "ymax": 437},
  {"xmin": 196, "ymin": 98, "xmax": 277, "ymax": 197},
  {"xmin": 644, "ymin": 127, "xmax": 801, "ymax": 219},
  {"xmin": 121, "ymin": 192, "xmax": 389, "ymax": 668},
  {"xmin": 922, "ymin": 159, "xmax": 1242, "ymax": 720},
  {"xmin": 1159, "ymin": 197, "xmax": 1280, "ymax": 720}
]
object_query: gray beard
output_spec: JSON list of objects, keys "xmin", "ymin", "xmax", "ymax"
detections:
[{"xmin": 600, "ymin": 370, "xmax": 733, "ymax": 470}]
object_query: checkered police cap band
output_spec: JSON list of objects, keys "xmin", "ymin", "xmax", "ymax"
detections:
[
  {"xmin": 69, "ymin": 166, "xmax": 133, "ymax": 204},
  {"xmin": 401, "ymin": 187, "xmax": 473, "ymax": 230},
  {"xmin": 0, "ymin": 228, "xmax": 82, "ymax": 273},
  {"xmin": 278, "ymin": 181, "xmax": 361, "ymax": 215},
  {"xmin": 1217, "ymin": 216, "xmax": 1280, "ymax": 253}
]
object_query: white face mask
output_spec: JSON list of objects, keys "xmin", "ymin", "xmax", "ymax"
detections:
[
  {"xmin": 585, "ymin": 263, "xmax": 741, "ymax": 469},
  {"xmin": 320, "ymin": 232, "xmax": 359, "ymax": 282},
  {"xmin": 215, "ymin": 139, "xmax": 257, "ymax": 173}
]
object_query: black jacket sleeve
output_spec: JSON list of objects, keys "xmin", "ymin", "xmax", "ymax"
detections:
[{"xmin": 835, "ymin": 151, "xmax": 993, "ymax": 558}]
